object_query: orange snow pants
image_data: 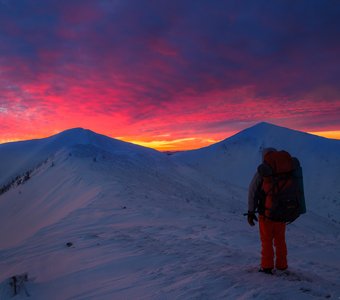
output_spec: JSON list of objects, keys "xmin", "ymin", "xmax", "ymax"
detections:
[{"xmin": 259, "ymin": 215, "xmax": 288, "ymax": 270}]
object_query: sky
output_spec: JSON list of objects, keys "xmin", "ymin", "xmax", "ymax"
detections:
[{"xmin": 1, "ymin": 0, "xmax": 340, "ymax": 150}]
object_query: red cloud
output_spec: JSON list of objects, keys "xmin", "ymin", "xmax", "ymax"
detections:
[{"xmin": 1, "ymin": 0, "xmax": 340, "ymax": 149}]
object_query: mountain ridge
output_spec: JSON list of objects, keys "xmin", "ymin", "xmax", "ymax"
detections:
[
  {"xmin": 0, "ymin": 122, "xmax": 339, "ymax": 298},
  {"xmin": 0, "ymin": 127, "xmax": 161, "ymax": 187},
  {"xmin": 2, "ymin": 121, "xmax": 339, "ymax": 191},
  {"xmin": 174, "ymin": 122, "xmax": 340, "ymax": 222},
  {"xmin": 2, "ymin": 122, "xmax": 339, "ymax": 150}
]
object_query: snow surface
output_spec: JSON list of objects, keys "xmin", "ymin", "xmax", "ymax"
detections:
[{"xmin": 0, "ymin": 123, "xmax": 339, "ymax": 299}]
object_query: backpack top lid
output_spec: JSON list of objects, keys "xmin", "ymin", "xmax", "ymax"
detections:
[{"xmin": 264, "ymin": 150, "xmax": 293, "ymax": 174}]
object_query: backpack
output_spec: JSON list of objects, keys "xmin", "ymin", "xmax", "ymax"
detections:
[{"xmin": 258, "ymin": 150, "xmax": 306, "ymax": 223}]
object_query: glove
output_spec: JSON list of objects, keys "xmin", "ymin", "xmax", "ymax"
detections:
[{"xmin": 247, "ymin": 211, "xmax": 258, "ymax": 226}]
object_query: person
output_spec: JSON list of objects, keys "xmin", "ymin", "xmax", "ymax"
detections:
[{"xmin": 247, "ymin": 147, "xmax": 288, "ymax": 274}]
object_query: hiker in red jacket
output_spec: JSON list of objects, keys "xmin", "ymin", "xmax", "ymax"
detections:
[
  {"xmin": 247, "ymin": 148, "xmax": 288, "ymax": 274},
  {"xmin": 248, "ymin": 147, "xmax": 306, "ymax": 274}
]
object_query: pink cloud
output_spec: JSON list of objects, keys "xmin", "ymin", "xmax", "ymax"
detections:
[{"xmin": 1, "ymin": 0, "xmax": 340, "ymax": 148}]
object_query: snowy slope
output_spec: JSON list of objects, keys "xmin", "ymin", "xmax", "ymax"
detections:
[
  {"xmin": 0, "ymin": 129, "xmax": 196, "ymax": 249},
  {"xmin": 0, "ymin": 128, "xmax": 161, "ymax": 187},
  {"xmin": 174, "ymin": 122, "xmax": 340, "ymax": 221},
  {"xmin": 0, "ymin": 124, "xmax": 339, "ymax": 299}
]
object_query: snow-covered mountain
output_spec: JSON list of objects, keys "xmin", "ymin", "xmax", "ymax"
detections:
[
  {"xmin": 0, "ymin": 128, "xmax": 162, "ymax": 187},
  {"xmin": 0, "ymin": 123, "xmax": 339, "ymax": 299},
  {"xmin": 174, "ymin": 122, "xmax": 340, "ymax": 221},
  {"xmin": 0, "ymin": 128, "xmax": 220, "ymax": 248}
]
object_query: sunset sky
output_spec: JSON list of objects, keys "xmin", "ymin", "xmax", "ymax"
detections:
[{"xmin": 1, "ymin": 0, "xmax": 340, "ymax": 150}]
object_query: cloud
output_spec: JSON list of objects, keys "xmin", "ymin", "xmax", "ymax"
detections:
[{"xmin": 0, "ymin": 0, "xmax": 340, "ymax": 147}]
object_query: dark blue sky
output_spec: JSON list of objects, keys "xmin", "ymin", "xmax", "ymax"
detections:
[{"xmin": 1, "ymin": 0, "xmax": 340, "ymax": 148}]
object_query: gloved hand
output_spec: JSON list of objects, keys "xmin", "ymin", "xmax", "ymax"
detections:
[{"xmin": 247, "ymin": 211, "xmax": 258, "ymax": 226}]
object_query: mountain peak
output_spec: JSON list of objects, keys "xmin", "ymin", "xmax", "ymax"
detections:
[
  {"xmin": 248, "ymin": 122, "xmax": 287, "ymax": 131},
  {"xmin": 53, "ymin": 127, "xmax": 94, "ymax": 138},
  {"xmin": 239, "ymin": 122, "xmax": 305, "ymax": 138},
  {"xmin": 47, "ymin": 127, "xmax": 98, "ymax": 146},
  {"xmin": 252, "ymin": 121, "xmax": 275, "ymax": 127}
]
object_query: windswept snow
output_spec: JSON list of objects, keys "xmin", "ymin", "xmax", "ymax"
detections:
[{"xmin": 0, "ymin": 123, "xmax": 339, "ymax": 299}]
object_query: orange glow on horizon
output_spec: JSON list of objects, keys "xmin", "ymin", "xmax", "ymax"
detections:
[
  {"xmin": 1, "ymin": 129, "xmax": 339, "ymax": 152},
  {"xmin": 121, "ymin": 137, "xmax": 221, "ymax": 151},
  {"xmin": 308, "ymin": 131, "xmax": 340, "ymax": 140},
  {"xmin": 0, "ymin": 131, "xmax": 223, "ymax": 151}
]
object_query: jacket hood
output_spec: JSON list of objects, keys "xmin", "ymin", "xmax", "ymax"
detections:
[{"xmin": 262, "ymin": 147, "xmax": 277, "ymax": 161}]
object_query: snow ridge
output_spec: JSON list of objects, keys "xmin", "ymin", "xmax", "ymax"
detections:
[{"xmin": 0, "ymin": 123, "xmax": 339, "ymax": 299}]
